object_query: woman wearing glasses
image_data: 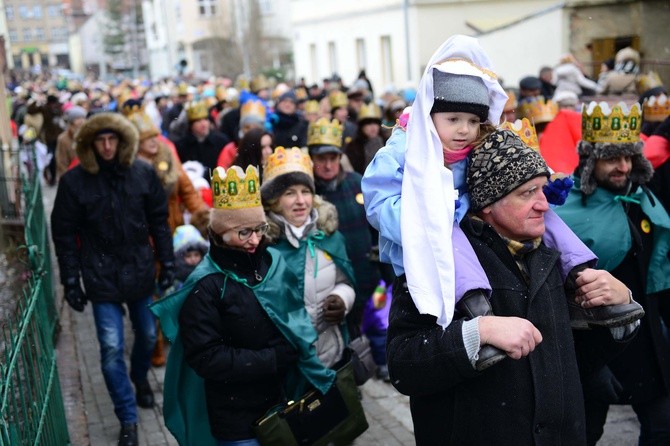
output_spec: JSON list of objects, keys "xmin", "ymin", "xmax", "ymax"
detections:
[
  {"xmin": 261, "ymin": 147, "xmax": 356, "ymax": 369},
  {"xmin": 151, "ymin": 164, "xmax": 335, "ymax": 446}
]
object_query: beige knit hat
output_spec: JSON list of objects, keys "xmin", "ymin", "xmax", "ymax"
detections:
[{"xmin": 209, "ymin": 166, "xmax": 266, "ymax": 234}]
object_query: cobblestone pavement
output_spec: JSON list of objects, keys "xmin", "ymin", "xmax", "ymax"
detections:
[{"xmin": 44, "ymin": 181, "xmax": 639, "ymax": 445}]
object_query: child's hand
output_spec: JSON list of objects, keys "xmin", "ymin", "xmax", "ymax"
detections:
[{"xmin": 543, "ymin": 174, "xmax": 574, "ymax": 205}]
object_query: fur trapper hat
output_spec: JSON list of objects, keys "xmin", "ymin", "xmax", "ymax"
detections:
[
  {"xmin": 576, "ymin": 140, "xmax": 653, "ymax": 195},
  {"xmin": 75, "ymin": 112, "xmax": 139, "ymax": 174}
]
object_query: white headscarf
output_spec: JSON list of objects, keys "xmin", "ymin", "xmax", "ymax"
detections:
[{"xmin": 401, "ymin": 35, "xmax": 508, "ymax": 328}]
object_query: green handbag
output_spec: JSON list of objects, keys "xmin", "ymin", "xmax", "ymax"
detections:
[{"xmin": 253, "ymin": 357, "xmax": 369, "ymax": 446}]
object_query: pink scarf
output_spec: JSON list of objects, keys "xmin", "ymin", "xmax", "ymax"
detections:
[{"xmin": 443, "ymin": 145, "xmax": 473, "ymax": 165}]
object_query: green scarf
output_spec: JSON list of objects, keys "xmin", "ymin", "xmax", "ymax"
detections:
[
  {"xmin": 556, "ymin": 180, "xmax": 670, "ymax": 294},
  {"xmin": 150, "ymin": 248, "xmax": 335, "ymax": 446}
]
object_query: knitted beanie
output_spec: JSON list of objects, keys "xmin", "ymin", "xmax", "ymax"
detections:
[
  {"xmin": 431, "ymin": 71, "xmax": 489, "ymax": 122},
  {"xmin": 468, "ymin": 129, "xmax": 550, "ymax": 211},
  {"xmin": 260, "ymin": 171, "xmax": 315, "ymax": 204}
]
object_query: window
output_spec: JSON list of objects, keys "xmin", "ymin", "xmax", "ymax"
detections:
[
  {"xmin": 34, "ymin": 27, "xmax": 45, "ymax": 40},
  {"xmin": 356, "ymin": 38, "xmax": 366, "ymax": 72},
  {"xmin": 33, "ymin": 5, "xmax": 42, "ymax": 18},
  {"xmin": 5, "ymin": 6, "xmax": 14, "ymax": 20},
  {"xmin": 48, "ymin": 4, "xmax": 61, "ymax": 17},
  {"xmin": 328, "ymin": 41, "xmax": 337, "ymax": 75},
  {"xmin": 19, "ymin": 5, "xmax": 31, "ymax": 19},
  {"xmin": 51, "ymin": 27, "xmax": 67, "ymax": 41},
  {"xmin": 380, "ymin": 35, "xmax": 393, "ymax": 85},
  {"xmin": 198, "ymin": 0, "xmax": 216, "ymax": 17},
  {"xmin": 23, "ymin": 28, "xmax": 32, "ymax": 41},
  {"xmin": 8, "ymin": 28, "xmax": 18, "ymax": 42}
]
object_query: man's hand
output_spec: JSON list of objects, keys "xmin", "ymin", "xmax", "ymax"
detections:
[
  {"xmin": 575, "ymin": 268, "xmax": 631, "ymax": 308},
  {"xmin": 158, "ymin": 262, "xmax": 176, "ymax": 291},
  {"xmin": 478, "ymin": 316, "xmax": 543, "ymax": 360},
  {"xmin": 322, "ymin": 295, "xmax": 346, "ymax": 324},
  {"xmin": 64, "ymin": 278, "xmax": 87, "ymax": 312}
]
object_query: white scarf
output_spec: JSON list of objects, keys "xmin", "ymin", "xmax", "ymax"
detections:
[{"xmin": 401, "ymin": 35, "xmax": 508, "ymax": 328}]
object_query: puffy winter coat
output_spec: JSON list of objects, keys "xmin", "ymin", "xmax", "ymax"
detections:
[{"xmin": 51, "ymin": 112, "xmax": 174, "ymax": 303}]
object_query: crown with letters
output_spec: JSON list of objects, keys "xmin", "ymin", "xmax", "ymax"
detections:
[
  {"xmin": 358, "ymin": 102, "xmax": 382, "ymax": 122},
  {"xmin": 643, "ymin": 94, "xmax": 670, "ymax": 123},
  {"xmin": 518, "ymin": 96, "xmax": 558, "ymax": 124},
  {"xmin": 307, "ymin": 118, "xmax": 343, "ymax": 147},
  {"xmin": 210, "ymin": 165, "xmax": 261, "ymax": 210},
  {"xmin": 581, "ymin": 101, "xmax": 641, "ymax": 143},
  {"xmin": 263, "ymin": 146, "xmax": 314, "ymax": 184},
  {"xmin": 499, "ymin": 118, "xmax": 539, "ymax": 151},
  {"xmin": 185, "ymin": 101, "xmax": 209, "ymax": 122},
  {"xmin": 240, "ymin": 98, "xmax": 267, "ymax": 122}
]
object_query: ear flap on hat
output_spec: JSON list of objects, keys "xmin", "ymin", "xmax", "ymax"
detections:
[{"xmin": 577, "ymin": 141, "xmax": 599, "ymax": 195}]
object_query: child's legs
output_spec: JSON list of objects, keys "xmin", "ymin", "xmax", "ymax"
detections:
[{"xmin": 543, "ymin": 208, "xmax": 597, "ymax": 280}]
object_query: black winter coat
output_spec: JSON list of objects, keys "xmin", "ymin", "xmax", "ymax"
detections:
[
  {"xmin": 386, "ymin": 217, "xmax": 631, "ymax": 446},
  {"xmin": 179, "ymin": 243, "xmax": 289, "ymax": 441},
  {"xmin": 175, "ymin": 130, "xmax": 230, "ymax": 174},
  {"xmin": 272, "ymin": 112, "xmax": 308, "ymax": 148},
  {"xmin": 51, "ymin": 160, "xmax": 174, "ymax": 303}
]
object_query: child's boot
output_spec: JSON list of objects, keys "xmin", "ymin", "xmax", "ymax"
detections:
[
  {"xmin": 456, "ymin": 290, "xmax": 507, "ymax": 371},
  {"xmin": 565, "ymin": 268, "xmax": 645, "ymax": 329}
]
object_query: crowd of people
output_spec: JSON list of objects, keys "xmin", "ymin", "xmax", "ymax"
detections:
[{"xmin": 13, "ymin": 33, "xmax": 667, "ymax": 446}]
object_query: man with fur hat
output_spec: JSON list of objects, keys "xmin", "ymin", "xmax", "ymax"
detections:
[
  {"xmin": 388, "ymin": 129, "xmax": 637, "ymax": 444},
  {"xmin": 51, "ymin": 112, "xmax": 176, "ymax": 446},
  {"xmin": 555, "ymin": 102, "xmax": 670, "ymax": 445}
]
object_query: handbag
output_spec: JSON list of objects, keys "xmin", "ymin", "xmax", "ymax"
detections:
[
  {"xmin": 253, "ymin": 356, "xmax": 369, "ymax": 446},
  {"xmin": 347, "ymin": 335, "xmax": 377, "ymax": 386}
]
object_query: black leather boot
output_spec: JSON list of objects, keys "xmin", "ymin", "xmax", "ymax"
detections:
[
  {"xmin": 118, "ymin": 423, "xmax": 138, "ymax": 446},
  {"xmin": 135, "ymin": 380, "xmax": 154, "ymax": 408},
  {"xmin": 565, "ymin": 268, "xmax": 645, "ymax": 329},
  {"xmin": 456, "ymin": 290, "xmax": 507, "ymax": 371}
]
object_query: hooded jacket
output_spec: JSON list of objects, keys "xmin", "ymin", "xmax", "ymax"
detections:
[{"xmin": 51, "ymin": 112, "xmax": 175, "ymax": 303}]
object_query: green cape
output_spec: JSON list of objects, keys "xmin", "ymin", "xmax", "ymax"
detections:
[
  {"xmin": 150, "ymin": 247, "xmax": 335, "ymax": 446},
  {"xmin": 556, "ymin": 181, "xmax": 670, "ymax": 294}
]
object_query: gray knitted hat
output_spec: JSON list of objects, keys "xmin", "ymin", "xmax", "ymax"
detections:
[
  {"xmin": 431, "ymin": 71, "xmax": 489, "ymax": 122},
  {"xmin": 468, "ymin": 129, "xmax": 550, "ymax": 211}
]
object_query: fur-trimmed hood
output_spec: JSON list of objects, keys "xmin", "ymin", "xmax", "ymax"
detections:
[
  {"xmin": 577, "ymin": 140, "xmax": 654, "ymax": 195},
  {"xmin": 75, "ymin": 112, "xmax": 139, "ymax": 174},
  {"xmin": 265, "ymin": 195, "xmax": 339, "ymax": 244}
]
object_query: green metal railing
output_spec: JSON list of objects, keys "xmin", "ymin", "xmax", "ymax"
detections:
[{"xmin": 0, "ymin": 145, "xmax": 69, "ymax": 445}]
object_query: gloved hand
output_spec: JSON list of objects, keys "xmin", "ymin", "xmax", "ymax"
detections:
[
  {"xmin": 323, "ymin": 295, "xmax": 346, "ymax": 324},
  {"xmin": 158, "ymin": 262, "xmax": 176, "ymax": 291},
  {"xmin": 271, "ymin": 338, "xmax": 299, "ymax": 370},
  {"xmin": 64, "ymin": 277, "xmax": 87, "ymax": 312},
  {"xmin": 543, "ymin": 175, "xmax": 574, "ymax": 206}
]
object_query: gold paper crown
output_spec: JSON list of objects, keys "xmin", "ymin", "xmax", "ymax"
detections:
[
  {"xmin": 211, "ymin": 165, "xmax": 261, "ymax": 210},
  {"xmin": 643, "ymin": 94, "xmax": 670, "ymax": 123},
  {"xmin": 250, "ymin": 74, "xmax": 270, "ymax": 93},
  {"xmin": 328, "ymin": 90, "xmax": 348, "ymax": 109},
  {"xmin": 240, "ymin": 99, "xmax": 267, "ymax": 122},
  {"xmin": 307, "ymin": 118, "xmax": 343, "ymax": 147},
  {"xmin": 125, "ymin": 108, "xmax": 160, "ymax": 141},
  {"xmin": 503, "ymin": 90, "xmax": 517, "ymax": 112},
  {"xmin": 518, "ymin": 96, "xmax": 558, "ymax": 124},
  {"xmin": 177, "ymin": 82, "xmax": 189, "ymax": 96},
  {"xmin": 263, "ymin": 146, "xmax": 314, "ymax": 185},
  {"xmin": 581, "ymin": 102, "xmax": 641, "ymax": 143},
  {"xmin": 215, "ymin": 85, "xmax": 227, "ymax": 101},
  {"xmin": 358, "ymin": 102, "xmax": 382, "ymax": 122},
  {"xmin": 636, "ymin": 71, "xmax": 662, "ymax": 94},
  {"xmin": 295, "ymin": 87, "xmax": 308, "ymax": 101},
  {"xmin": 271, "ymin": 83, "xmax": 291, "ymax": 101},
  {"xmin": 499, "ymin": 118, "xmax": 539, "ymax": 151},
  {"xmin": 304, "ymin": 100, "xmax": 320, "ymax": 114},
  {"xmin": 186, "ymin": 101, "xmax": 209, "ymax": 122}
]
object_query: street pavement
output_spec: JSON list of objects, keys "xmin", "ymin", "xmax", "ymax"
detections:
[{"xmin": 43, "ymin": 181, "xmax": 640, "ymax": 445}]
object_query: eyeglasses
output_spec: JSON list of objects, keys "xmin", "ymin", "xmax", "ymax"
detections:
[{"xmin": 238, "ymin": 223, "xmax": 269, "ymax": 241}]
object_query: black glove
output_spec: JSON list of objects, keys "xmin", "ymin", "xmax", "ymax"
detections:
[
  {"xmin": 271, "ymin": 338, "xmax": 299, "ymax": 371},
  {"xmin": 158, "ymin": 262, "xmax": 176, "ymax": 291},
  {"xmin": 64, "ymin": 277, "xmax": 87, "ymax": 312}
]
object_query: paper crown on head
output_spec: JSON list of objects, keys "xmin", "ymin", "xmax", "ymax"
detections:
[
  {"xmin": 125, "ymin": 107, "xmax": 160, "ymax": 141},
  {"xmin": 250, "ymin": 74, "xmax": 270, "ymax": 93},
  {"xmin": 186, "ymin": 101, "xmax": 209, "ymax": 122},
  {"xmin": 271, "ymin": 83, "xmax": 291, "ymax": 101},
  {"xmin": 295, "ymin": 87, "xmax": 308, "ymax": 101},
  {"xmin": 503, "ymin": 90, "xmax": 517, "ymax": 112},
  {"xmin": 636, "ymin": 71, "xmax": 663, "ymax": 95},
  {"xmin": 240, "ymin": 99, "xmax": 267, "ymax": 124},
  {"xmin": 210, "ymin": 165, "xmax": 261, "ymax": 210},
  {"xmin": 499, "ymin": 118, "xmax": 539, "ymax": 151},
  {"xmin": 328, "ymin": 90, "xmax": 348, "ymax": 109},
  {"xmin": 358, "ymin": 102, "xmax": 382, "ymax": 122},
  {"xmin": 263, "ymin": 146, "xmax": 314, "ymax": 185},
  {"xmin": 304, "ymin": 100, "xmax": 320, "ymax": 114},
  {"xmin": 518, "ymin": 96, "xmax": 558, "ymax": 124},
  {"xmin": 307, "ymin": 117, "xmax": 343, "ymax": 147},
  {"xmin": 215, "ymin": 85, "xmax": 227, "ymax": 101},
  {"xmin": 177, "ymin": 82, "xmax": 189, "ymax": 96},
  {"xmin": 581, "ymin": 101, "xmax": 641, "ymax": 143},
  {"xmin": 643, "ymin": 94, "xmax": 670, "ymax": 123}
]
